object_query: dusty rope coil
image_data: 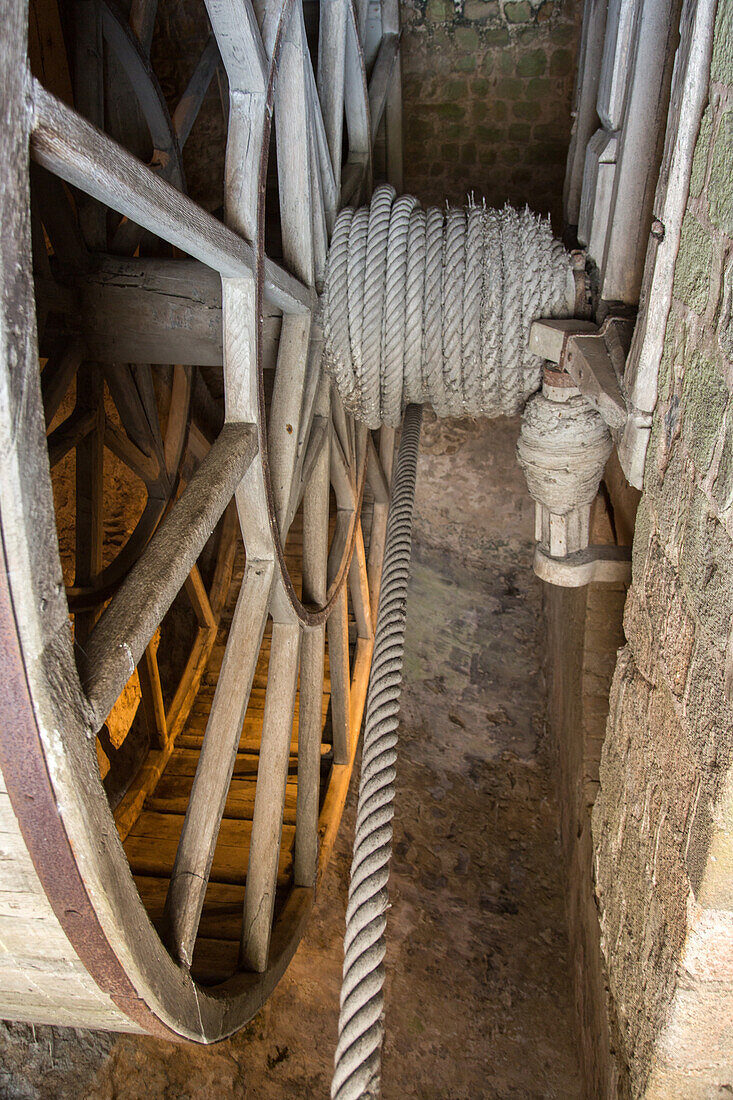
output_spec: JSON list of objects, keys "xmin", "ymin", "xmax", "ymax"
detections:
[
  {"xmin": 324, "ymin": 187, "xmax": 575, "ymax": 428},
  {"xmin": 332, "ymin": 405, "xmax": 423, "ymax": 1100}
]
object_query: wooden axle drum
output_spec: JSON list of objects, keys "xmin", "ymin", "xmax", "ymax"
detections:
[{"xmin": 0, "ymin": 0, "xmax": 403, "ymax": 1040}]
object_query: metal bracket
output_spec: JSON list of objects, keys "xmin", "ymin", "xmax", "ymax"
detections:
[
  {"xmin": 533, "ymin": 544, "xmax": 632, "ymax": 588},
  {"xmin": 529, "ymin": 315, "xmax": 635, "ymax": 431}
]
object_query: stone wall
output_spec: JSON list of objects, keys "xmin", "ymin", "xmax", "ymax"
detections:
[
  {"xmin": 399, "ymin": 0, "xmax": 581, "ymax": 223},
  {"xmin": 592, "ymin": 6, "xmax": 733, "ymax": 1095}
]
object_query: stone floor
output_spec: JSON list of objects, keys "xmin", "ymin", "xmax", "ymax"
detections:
[{"xmin": 0, "ymin": 414, "xmax": 583, "ymax": 1099}]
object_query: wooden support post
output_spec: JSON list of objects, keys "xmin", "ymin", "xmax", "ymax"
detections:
[{"xmin": 327, "ymin": 586, "xmax": 351, "ymax": 764}]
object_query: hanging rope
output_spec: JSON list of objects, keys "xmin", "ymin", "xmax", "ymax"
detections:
[
  {"xmin": 328, "ymin": 191, "xmax": 611, "ymax": 1100},
  {"xmin": 332, "ymin": 405, "xmax": 423, "ymax": 1100},
  {"xmin": 324, "ymin": 186, "xmax": 575, "ymax": 428}
]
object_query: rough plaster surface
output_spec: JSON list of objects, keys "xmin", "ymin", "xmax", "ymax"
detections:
[
  {"xmin": 399, "ymin": 0, "xmax": 581, "ymax": 222},
  {"xmin": 592, "ymin": 7, "xmax": 733, "ymax": 1095},
  {"xmin": 0, "ymin": 416, "xmax": 582, "ymax": 1098}
]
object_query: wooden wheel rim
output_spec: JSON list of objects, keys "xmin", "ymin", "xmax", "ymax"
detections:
[{"xmin": 0, "ymin": 0, "xmax": 394, "ymax": 1042}]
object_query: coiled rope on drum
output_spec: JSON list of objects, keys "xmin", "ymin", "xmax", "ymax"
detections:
[{"xmin": 323, "ymin": 185, "xmax": 576, "ymax": 428}]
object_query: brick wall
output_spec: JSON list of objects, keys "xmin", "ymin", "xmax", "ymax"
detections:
[
  {"xmin": 592, "ymin": 5, "xmax": 733, "ymax": 1093},
  {"xmin": 399, "ymin": 0, "xmax": 581, "ymax": 223}
]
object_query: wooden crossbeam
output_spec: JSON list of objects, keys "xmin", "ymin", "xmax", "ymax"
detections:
[
  {"xmin": 80, "ymin": 422, "xmax": 258, "ymax": 730},
  {"xmin": 30, "ymin": 80, "xmax": 313, "ymax": 315}
]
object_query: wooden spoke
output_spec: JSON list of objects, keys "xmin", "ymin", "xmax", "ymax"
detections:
[
  {"xmin": 269, "ymin": 316, "xmax": 313, "ymax": 532},
  {"xmin": 41, "ymin": 339, "xmax": 85, "ymax": 424},
  {"xmin": 348, "ymin": 520, "xmax": 372, "ymax": 640},
  {"xmin": 104, "ymin": 417, "xmax": 159, "ymax": 483},
  {"xmin": 367, "ymin": 426, "xmax": 396, "ymax": 621},
  {"xmin": 294, "ymin": 390, "xmax": 330, "ymax": 883},
  {"xmin": 129, "ymin": 0, "xmax": 158, "ymax": 56},
  {"xmin": 74, "ymin": 365, "xmax": 105, "ymax": 642},
  {"xmin": 46, "ymin": 404, "xmax": 98, "ymax": 467},
  {"xmin": 242, "ymin": 621, "xmax": 302, "ymax": 972},
  {"xmin": 327, "ymin": 587, "xmax": 351, "ymax": 764},
  {"xmin": 72, "ymin": 0, "xmax": 106, "ymax": 250},
  {"xmin": 330, "ymin": 422, "xmax": 357, "ymax": 509},
  {"xmin": 164, "ymin": 561, "xmax": 273, "ymax": 967},
  {"xmin": 317, "ymin": 0, "xmax": 348, "ymax": 188},
  {"xmin": 80, "ymin": 421, "xmax": 257, "ymax": 729},
  {"xmin": 368, "ymin": 32, "xmax": 399, "ymax": 143},
  {"xmin": 172, "ymin": 36, "xmax": 221, "ymax": 148},
  {"xmin": 366, "ymin": 432, "xmax": 390, "ymax": 504},
  {"xmin": 138, "ymin": 642, "xmax": 167, "ymax": 751}
]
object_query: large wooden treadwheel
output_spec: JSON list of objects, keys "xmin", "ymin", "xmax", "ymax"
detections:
[{"xmin": 0, "ymin": 0, "xmax": 403, "ymax": 1040}]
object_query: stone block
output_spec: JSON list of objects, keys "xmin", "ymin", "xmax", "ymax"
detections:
[
  {"xmin": 711, "ymin": 0, "xmax": 733, "ymax": 84},
  {"xmin": 689, "ymin": 107, "xmax": 712, "ymax": 200},
  {"xmin": 681, "ymin": 350, "xmax": 729, "ymax": 475},
  {"xmin": 517, "ymin": 48, "xmax": 547, "ymax": 76},
  {"xmin": 512, "ymin": 100, "xmax": 536, "ymax": 120},
  {"xmin": 526, "ymin": 76, "xmax": 552, "ymax": 100},
  {"xmin": 508, "ymin": 121, "xmax": 531, "ymax": 142},
  {"xmin": 454, "ymin": 25, "xmax": 480, "ymax": 50},
  {"xmin": 463, "ymin": 0, "xmax": 498, "ymax": 21},
  {"xmin": 503, "ymin": 0, "xmax": 532, "ymax": 23},
  {"xmin": 425, "ymin": 0, "xmax": 453, "ymax": 23},
  {"xmin": 481, "ymin": 26, "xmax": 510, "ymax": 45},
  {"xmin": 673, "ymin": 214, "xmax": 712, "ymax": 314},
  {"xmin": 442, "ymin": 77, "xmax": 469, "ymax": 100},
  {"xmin": 712, "ymin": 414, "xmax": 733, "ymax": 513},
  {"xmin": 455, "ymin": 54, "xmax": 477, "ymax": 71},
  {"xmin": 496, "ymin": 76, "xmax": 522, "ymax": 98},
  {"xmin": 708, "ymin": 112, "xmax": 733, "ymax": 236},
  {"xmin": 549, "ymin": 48, "xmax": 572, "ymax": 77}
]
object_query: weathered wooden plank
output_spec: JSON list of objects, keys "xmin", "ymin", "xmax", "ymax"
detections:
[
  {"xmin": 147, "ymin": 776, "xmax": 298, "ymax": 823},
  {"xmin": 80, "ymin": 422, "xmax": 257, "ymax": 729},
  {"xmin": 600, "ymin": 0, "xmax": 683, "ymax": 303},
  {"xmin": 30, "ymin": 81, "xmax": 313, "ymax": 315},
  {"xmin": 563, "ymin": 0, "xmax": 608, "ymax": 228},
  {"xmin": 317, "ymin": 0, "xmax": 348, "ymax": 187},
  {"xmin": 125, "ymin": 815, "xmax": 295, "ymax": 886},
  {"xmin": 597, "ymin": 0, "xmax": 641, "ymax": 131},
  {"xmin": 241, "ymin": 623, "xmax": 301, "ymax": 971},
  {"xmin": 204, "ymin": 0, "xmax": 268, "ymax": 95},
  {"xmin": 619, "ymin": 0, "xmax": 716, "ymax": 485}
]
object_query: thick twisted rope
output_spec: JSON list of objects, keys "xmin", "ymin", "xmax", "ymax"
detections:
[
  {"xmin": 323, "ymin": 190, "xmax": 575, "ymax": 427},
  {"xmin": 332, "ymin": 405, "xmax": 423, "ymax": 1100}
]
